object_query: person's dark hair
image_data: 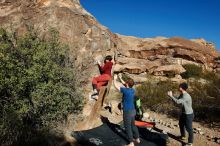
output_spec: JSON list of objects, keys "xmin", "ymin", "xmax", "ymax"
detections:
[
  {"xmin": 104, "ymin": 55, "xmax": 112, "ymax": 61},
  {"xmin": 126, "ymin": 79, "xmax": 134, "ymax": 88},
  {"xmin": 179, "ymin": 82, "xmax": 188, "ymax": 90}
]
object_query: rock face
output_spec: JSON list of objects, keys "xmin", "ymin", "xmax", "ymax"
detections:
[
  {"xmin": 0, "ymin": 1, "xmax": 116, "ymax": 63},
  {"xmin": 0, "ymin": 0, "xmax": 220, "ymax": 85},
  {"xmin": 153, "ymin": 65, "xmax": 186, "ymax": 76},
  {"xmin": 0, "ymin": 0, "xmax": 117, "ymax": 90},
  {"xmin": 116, "ymin": 34, "xmax": 220, "ymax": 79},
  {"xmin": 114, "ymin": 57, "xmax": 161, "ymax": 74}
]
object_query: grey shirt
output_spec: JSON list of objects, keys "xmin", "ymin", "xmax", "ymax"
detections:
[{"xmin": 170, "ymin": 92, "xmax": 193, "ymax": 114}]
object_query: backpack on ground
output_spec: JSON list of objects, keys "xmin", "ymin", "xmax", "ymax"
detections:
[{"xmin": 134, "ymin": 96, "xmax": 144, "ymax": 121}]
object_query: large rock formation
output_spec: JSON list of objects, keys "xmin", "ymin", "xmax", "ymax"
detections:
[
  {"xmin": 0, "ymin": 0, "xmax": 117, "ymax": 63},
  {"xmin": 0, "ymin": 0, "xmax": 220, "ymax": 84},
  {"xmin": 116, "ymin": 34, "xmax": 220, "ymax": 77},
  {"xmin": 0, "ymin": 0, "xmax": 117, "ymax": 92}
]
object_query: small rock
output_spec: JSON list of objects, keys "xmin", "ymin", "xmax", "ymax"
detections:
[
  {"xmin": 214, "ymin": 137, "xmax": 219, "ymax": 142},
  {"xmin": 154, "ymin": 119, "xmax": 158, "ymax": 123},
  {"xmin": 207, "ymin": 135, "xmax": 214, "ymax": 139},
  {"xmin": 143, "ymin": 112, "xmax": 150, "ymax": 119},
  {"xmin": 162, "ymin": 130, "xmax": 167, "ymax": 134},
  {"xmin": 199, "ymin": 131, "xmax": 204, "ymax": 135},
  {"xmin": 195, "ymin": 128, "xmax": 202, "ymax": 131}
]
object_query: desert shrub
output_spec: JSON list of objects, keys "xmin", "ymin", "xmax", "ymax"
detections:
[
  {"xmin": 188, "ymin": 78, "xmax": 220, "ymax": 122},
  {"xmin": 201, "ymin": 70, "xmax": 219, "ymax": 81},
  {"xmin": 164, "ymin": 72, "xmax": 176, "ymax": 78},
  {"xmin": 136, "ymin": 80, "xmax": 179, "ymax": 114},
  {"xmin": 181, "ymin": 64, "xmax": 202, "ymax": 79},
  {"xmin": 136, "ymin": 73, "xmax": 220, "ymax": 123},
  {"xmin": 0, "ymin": 28, "xmax": 84, "ymax": 145}
]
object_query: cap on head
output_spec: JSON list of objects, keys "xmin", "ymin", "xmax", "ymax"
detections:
[{"xmin": 179, "ymin": 82, "xmax": 188, "ymax": 90}]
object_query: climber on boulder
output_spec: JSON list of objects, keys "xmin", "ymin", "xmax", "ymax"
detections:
[{"xmin": 90, "ymin": 55, "xmax": 113, "ymax": 99}]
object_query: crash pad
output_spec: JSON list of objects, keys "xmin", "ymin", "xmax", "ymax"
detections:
[
  {"xmin": 72, "ymin": 121, "xmax": 168, "ymax": 146},
  {"xmin": 135, "ymin": 121, "xmax": 155, "ymax": 128}
]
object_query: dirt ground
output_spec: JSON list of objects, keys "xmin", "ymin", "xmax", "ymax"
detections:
[
  {"xmin": 71, "ymin": 90, "xmax": 220, "ymax": 146},
  {"xmin": 146, "ymin": 111, "xmax": 220, "ymax": 146}
]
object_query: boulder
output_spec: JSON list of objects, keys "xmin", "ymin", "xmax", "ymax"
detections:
[
  {"xmin": 192, "ymin": 38, "xmax": 216, "ymax": 51},
  {"xmin": 0, "ymin": 0, "xmax": 117, "ymax": 96},
  {"xmin": 153, "ymin": 64, "xmax": 186, "ymax": 76},
  {"xmin": 143, "ymin": 112, "xmax": 150, "ymax": 119},
  {"xmin": 114, "ymin": 64, "xmax": 146, "ymax": 74},
  {"xmin": 165, "ymin": 37, "xmax": 217, "ymax": 64},
  {"xmin": 1, "ymin": 0, "xmax": 220, "ymax": 95},
  {"xmin": 114, "ymin": 57, "xmax": 162, "ymax": 74},
  {"xmin": 109, "ymin": 100, "xmax": 122, "ymax": 115},
  {"xmin": 124, "ymin": 73, "xmax": 148, "ymax": 83},
  {"xmin": 116, "ymin": 34, "xmax": 219, "ymax": 68}
]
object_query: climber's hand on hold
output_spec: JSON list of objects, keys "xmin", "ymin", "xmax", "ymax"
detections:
[
  {"xmin": 114, "ymin": 74, "xmax": 118, "ymax": 80},
  {"xmin": 97, "ymin": 60, "xmax": 101, "ymax": 66}
]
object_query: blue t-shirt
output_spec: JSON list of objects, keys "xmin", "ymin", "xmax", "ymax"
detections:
[{"xmin": 120, "ymin": 87, "xmax": 135, "ymax": 111}]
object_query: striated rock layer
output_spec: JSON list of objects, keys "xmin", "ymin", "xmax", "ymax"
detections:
[
  {"xmin": 0, "ymin": 0, "xmax": 220, "ymax": 83},
  {"xmin": 116, "ymin": 34, "xmax": 220, "ymax": 76}
]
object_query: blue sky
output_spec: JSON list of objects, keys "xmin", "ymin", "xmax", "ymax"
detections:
[{"xmin": 80, "ymin": 0, "xmax": 220, "ymax": 51}]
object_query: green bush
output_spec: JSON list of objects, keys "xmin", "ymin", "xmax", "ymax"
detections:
[
  {"xmin": 136, "ymin": 73, "xmax": 220, "ymax": 123},
  {"xmin": 201, "ymin": 70, "xmax": 219, "ymax": 81},
  {"xmin": 181, "ymin": 64, "xmax": 202, "ymax": 79},
  {"xmin": 136, "ymin": 80, "xmax": 179, "ymax": 114},
  {"xmin": 0, "ymin": 28, "xmax": 84, "ymax": 145},
  {"xmin": 188, "ymin": 78, "xmax": 220, "ymax": 122}
]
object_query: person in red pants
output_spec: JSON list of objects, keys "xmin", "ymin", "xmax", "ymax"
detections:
[{"xmin": 91, "ymin": 55, "xmax": 113, "ymax": 99}]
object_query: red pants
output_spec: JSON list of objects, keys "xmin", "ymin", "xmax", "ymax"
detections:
[{"xmin": 92, "ymin": 74, "xmax": 111, "ymax": 90}]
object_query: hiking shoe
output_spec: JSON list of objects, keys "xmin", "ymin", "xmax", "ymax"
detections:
[
  {"xmin": 133, "ymin": 138, "xmax": 140, "ymax": 144},
  {"xmin": 179, "ymin": 136, "xmax": 187, "ymax": 140},
  {"xmin": 188, "ymin": 143, "xmax": 193, "ymax": 146},
  {"xmin": 125, "ymin": 142, "xmax": 134, "ymax": 146}
]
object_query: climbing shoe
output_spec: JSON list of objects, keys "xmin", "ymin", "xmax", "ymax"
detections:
[
  {"xmin": 91, "ymin": 89, "xmax": 98, "ymax": 96},
  {"xmin": 91, "ymin": 95, "xmax": 98, "ymax": 100}
]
